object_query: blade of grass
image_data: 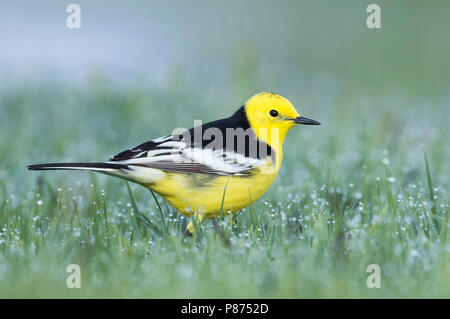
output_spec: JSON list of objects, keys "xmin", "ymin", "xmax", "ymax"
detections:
[
  {"xmin": 149, "ymin": 189, "xmax": 167, "ymax": 233},
  {"xmin": 125, "ymin": 182, "xmax": 141, "ymax": 239},
  {"xmin": 424, "ymin": 151, "xmax": 440, "ymax": 233},
  {"xmin": 219, "ymin": 176, "xmax": 230, "ymax": 220}
]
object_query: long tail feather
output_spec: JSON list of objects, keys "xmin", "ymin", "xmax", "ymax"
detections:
[
  {"xmin": 27, "ymin": 162, "xmax": 129, "ymax": 171},
  {"xmin": 27, "ymin": 161, "xmax": 162, "ymax": 185}
]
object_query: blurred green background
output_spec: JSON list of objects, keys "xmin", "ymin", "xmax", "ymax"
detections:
[{"xmin": 0, "ymin": 0, "xmax": 448, "ymax": 298}]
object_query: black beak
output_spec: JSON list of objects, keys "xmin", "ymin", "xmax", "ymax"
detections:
[{"xmin": 293, "ymin": 116, "xmax": 321, "ymax": 125}]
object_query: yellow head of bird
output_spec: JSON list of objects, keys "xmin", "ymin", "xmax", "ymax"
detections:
[{"xmin": 244, "ymin": 92, "xmax": 320, "ymax": 147}]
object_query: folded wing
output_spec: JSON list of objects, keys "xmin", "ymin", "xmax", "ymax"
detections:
[{"xmin": 109, "ymin": 134, "xmax": 266, "ymax": 176}]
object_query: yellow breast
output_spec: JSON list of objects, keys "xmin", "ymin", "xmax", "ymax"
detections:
[{"xmin": 148, "ymin": 160, "xmax": 280, "ymax": 218}]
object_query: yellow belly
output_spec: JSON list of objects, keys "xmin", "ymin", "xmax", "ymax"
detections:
[{"xmin": 148, "ymin": 167, "xmax": 278, "ymax": 218}]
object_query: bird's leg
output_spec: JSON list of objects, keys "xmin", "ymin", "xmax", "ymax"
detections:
[{"xmin": 186, "ymin": 212, "xmax": 205, "ymax": 235}]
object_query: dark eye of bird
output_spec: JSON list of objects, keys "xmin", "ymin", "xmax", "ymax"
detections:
[{"xmin": 270, "ymin": 109, "xmax": 278, "ymax": 117}]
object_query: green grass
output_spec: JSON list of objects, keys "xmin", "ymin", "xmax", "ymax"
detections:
[{"xmin": 0, "ymin": 75, "xmax": 448, "ymax": 298}]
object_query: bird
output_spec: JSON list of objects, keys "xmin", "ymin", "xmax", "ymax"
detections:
[{"xmin": 28, "ymin": 92, "xmax": 320, "ymax": 234}]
